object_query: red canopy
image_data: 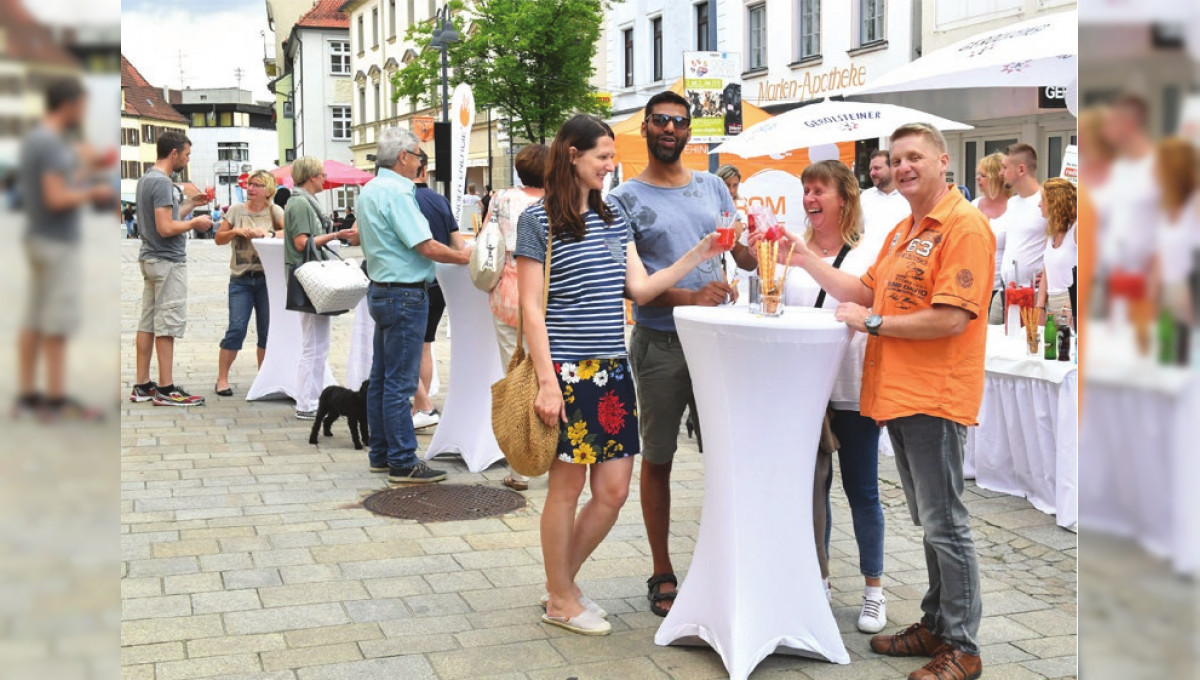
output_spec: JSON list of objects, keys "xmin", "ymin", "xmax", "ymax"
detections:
[{"xmin": 271, "ymin": 159, "xmax": 374, "ymax": 189}]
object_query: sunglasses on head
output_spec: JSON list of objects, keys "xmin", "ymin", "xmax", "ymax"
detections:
[{"xmin": 646, "ymin": 113, "xmax": 691, "ymax": 129}]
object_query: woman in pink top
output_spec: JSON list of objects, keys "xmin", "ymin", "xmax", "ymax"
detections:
[{"xmin": 484, "ymin": 143, "xmax": 549, "ymax": 490}]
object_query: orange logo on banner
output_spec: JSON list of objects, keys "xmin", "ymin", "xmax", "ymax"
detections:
[
  {"xmin": 413, "ymin": 116, "xmax": 435, "ymax": 142},
  {"xmin": 458, "ymin": 104, "xmax": 471, "ymax": 126}
]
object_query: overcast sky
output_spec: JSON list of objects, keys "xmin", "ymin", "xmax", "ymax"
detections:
[{"xmin": 120, "ymin": 1, "xmax": 276, "ymax": 102}]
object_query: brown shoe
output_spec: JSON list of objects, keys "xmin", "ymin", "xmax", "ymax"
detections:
[
  {"xmin": 908, "ymin": 647, "xmax": 982, "ymax": 680},
  {"xmin": 870, "ymin": 621, "xmax": 948, "ymax": 658}
]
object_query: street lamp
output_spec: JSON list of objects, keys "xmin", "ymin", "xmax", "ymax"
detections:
[{"xmin": 429, "ymin": 5, "xmax": 460, "ymax": 200}]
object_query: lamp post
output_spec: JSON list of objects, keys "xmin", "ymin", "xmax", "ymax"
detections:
[{"xmin": 429, "ymin": 5, "xmax": 460, "ymax": 201}]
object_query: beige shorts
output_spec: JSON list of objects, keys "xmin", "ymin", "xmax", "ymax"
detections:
[
  {"xmin": 139, "ymin": 258, "xmax": 188, "ymax": 338},
  {"xmin": 23, "ymin": 237, "xmax": 81, "ymax": 336}
]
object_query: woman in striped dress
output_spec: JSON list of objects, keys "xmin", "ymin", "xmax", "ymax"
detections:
[{"xmin": 515, "ymin": 114, "xmax": 725, "ymax": 636}]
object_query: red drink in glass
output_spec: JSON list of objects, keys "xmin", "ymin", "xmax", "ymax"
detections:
[{"xmin": 716, "ymin": 226, "xmax": 735, "ymax": 249}]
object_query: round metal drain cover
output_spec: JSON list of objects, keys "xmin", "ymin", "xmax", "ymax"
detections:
[{"xmin": 362, "ymin": 484, "xmax": 526, "ymax": 522}]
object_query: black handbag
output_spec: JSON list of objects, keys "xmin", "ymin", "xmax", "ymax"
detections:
[{"xmin": 285, "ymin": 238, "xmax": 349, "ymax": 316}]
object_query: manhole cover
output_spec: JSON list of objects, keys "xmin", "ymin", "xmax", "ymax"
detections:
[{"xmin": 362, "ymin": 484, "xmax": 526, "ymax": 522}]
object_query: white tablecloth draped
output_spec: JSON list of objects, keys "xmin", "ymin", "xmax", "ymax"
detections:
[
  {"xmin": 1079, "ymin": 323, "xmax": 1199, "ymax": 575},
  {"xmin": 965, "ymin": 326, "xmax": 1078, "ymax": 528},
  {"xmin": 246, "ymin": 239, "xmax": 338, "ymax": 401},
  {"xmin": 345, "ymin": 295, "xmax": 439, "ymax": 395},
  {"xmin": 657, "ymin": 306, "xmax": 852, "ymax": 679},
  {"xmin": 423, "ymin": 263, "xmax": 505, "ymax": 473}
]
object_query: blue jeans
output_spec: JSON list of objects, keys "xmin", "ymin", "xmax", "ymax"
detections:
[
  {"xmin": 822, "ymin": 409, "xmax": 885, "ymax": 578},
  {"xmin": 888, "ymin": 414, "xmax": 981, "ymax": 656},
  {"xmin": 366, "ymin": 284, "xmax": 428, "ymax": 471},
  {"xmin": 219, "ymin": 272, "xmax": 269, "ymax": 351}
]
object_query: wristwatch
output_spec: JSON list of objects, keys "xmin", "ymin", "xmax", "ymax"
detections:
[{"xmin": 865, "ymin": 314, "xmax": 883, "ymax": 336}]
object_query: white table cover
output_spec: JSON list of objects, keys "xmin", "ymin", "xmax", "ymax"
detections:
[
  {"xmin": 657, "ymin": 306, "xmax": 852, "ymax": 679},
  {"xmin": 422, "ymin": 263, "xmax": 506, "ymax": 473},
  {"xmin": 964, "ymin": 325, "xmax": 1078, "ymax": 528},
  {"xmin": 246, "ymin": 239, "xmax": 338, "ymax": 401},
  {"xmin": 1079, "ymin": 323, "xmax": 1199, "ymax": 575},
  {"xmin": 345, "ymin": 295, "xmax": 438, "ymax": 395}
]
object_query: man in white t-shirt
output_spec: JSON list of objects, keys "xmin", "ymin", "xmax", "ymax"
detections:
[
  {"xmin": 993, "ymin": 143, "xmax": 1048, "ymax": 321},
  {"xmin": 1100, "ymin": 94, "xmax": 1158, "ymax": 280},
  {"xmin": 859, "ymin": 149, "xmax": 911, "ymax": 258}
]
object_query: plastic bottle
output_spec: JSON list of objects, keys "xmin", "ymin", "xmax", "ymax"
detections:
[{"xmin": 1056, "ymin": 314, "xmax": 1071, "ymax": 362}]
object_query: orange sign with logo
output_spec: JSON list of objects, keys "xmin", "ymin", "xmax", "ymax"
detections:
[{"xmin": 413, "ymin": 116, "xmax": 435, "ymax": 142}]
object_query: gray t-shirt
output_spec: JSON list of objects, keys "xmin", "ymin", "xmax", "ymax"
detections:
[
  {"xmin": 19, "ymin": 124, "xmax": 80, "ymax": 242},
  {"xmin": 137, "ymin": 167, "xmax": 186, "ymax": 262},
  {"xmin": 609, "ymin": 171, "xmax": 735, "ymax": 333}
]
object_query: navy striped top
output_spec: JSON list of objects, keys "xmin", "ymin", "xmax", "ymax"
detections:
[{"xmin": 513, "ymin": 201, "xmax": 630, "ymax": 362}]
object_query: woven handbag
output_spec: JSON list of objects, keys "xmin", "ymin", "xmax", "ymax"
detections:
[
  {"xmin": 490, "ymin": 217, "xmax": 559, "ymax": 477},
  {"xmin": 293, "ymin": 239, "xmax": 369, "ymax": 315}
]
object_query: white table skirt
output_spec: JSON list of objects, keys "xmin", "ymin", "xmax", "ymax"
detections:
[
  {"xmin": 345, "ymin": 295, "xmax": 439, "ymax": 395},
  {"xmin": 246, "ymin": 238, "xmax": 338, "ymax": 401},
  {"xmin": 657, "ymin": 306, "xmax": 852, "ymax": 679},
  {"xmin": 423, "ymin": 263, "xmax": 505, "ymax": 473},
  {"xmin": 1079, "ymin": 323, "xmax": 1199, "ymax": 575}
]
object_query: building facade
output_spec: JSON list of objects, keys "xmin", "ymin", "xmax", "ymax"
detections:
[
  {"xmin": 170, "ymin": 88, "xmax": 278, "ymax": 209},
  {"xmin": 119, "ymin": 55, "xmax": 189, "ymax": 204}
]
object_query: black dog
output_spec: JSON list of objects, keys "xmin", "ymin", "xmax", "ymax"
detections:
[{"xmin": 309, "ymin": 380, "xmax": 369, "ymax": 450}]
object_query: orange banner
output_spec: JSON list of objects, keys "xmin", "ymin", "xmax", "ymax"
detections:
[{"xmin": 413, "ymin": 116, "xmax": 435, "ymax": 142}]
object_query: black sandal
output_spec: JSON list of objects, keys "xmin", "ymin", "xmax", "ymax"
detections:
[{"xmin": 646, "ymin": 573, "xmax": 677, "ymax": 617}]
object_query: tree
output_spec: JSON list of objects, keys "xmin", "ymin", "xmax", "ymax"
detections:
[{"xmin": 392, "ymin": 0, "xmax": 610, "ymax": 145}]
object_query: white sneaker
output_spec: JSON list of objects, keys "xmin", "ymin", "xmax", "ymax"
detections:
[
  {"xmin": 412, "ymin": 409, "xmax": 440, "ymax": 430},
  {"xmin": 857, "ymin": 593, "xmax": 887, "ymax": 633}
]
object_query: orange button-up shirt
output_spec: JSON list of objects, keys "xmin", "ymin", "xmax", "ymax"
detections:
[{"xmin": 859, "ymin": 188, "xmax": 996, "ymax": 427}]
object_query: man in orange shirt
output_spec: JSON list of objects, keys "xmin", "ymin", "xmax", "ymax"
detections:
[{"xmin": 778, "ymin": 123, "xmax": 993, "ymax": 680}]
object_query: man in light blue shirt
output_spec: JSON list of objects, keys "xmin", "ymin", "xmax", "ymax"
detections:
[{"xmin": 357, "ymin": 127, "xmax": 469, "ymax": 484}]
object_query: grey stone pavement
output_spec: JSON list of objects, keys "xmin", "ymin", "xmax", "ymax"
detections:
[{"xmin": 121, "ymin": 240, "xmax": 1078, "ymax": 679}]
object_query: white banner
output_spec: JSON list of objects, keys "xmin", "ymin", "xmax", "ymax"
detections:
[
  {"xmin": 450, "ymin": 83, "xmax": 475, "ymax": 224},
  {"xmin": 739, "ymin": 169, "xmax": 805, "ymax": 228},
  {"xmin": 1060, "ymin": 145, "xmax": 1078, "ymax": 185}
]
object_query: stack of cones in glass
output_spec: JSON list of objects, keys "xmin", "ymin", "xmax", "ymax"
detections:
[
  {"xmin": 756, "ymin": 240, "xmax": 792, "ymax": 316},
  {"xmin": 1020, "ymin": 304, "xmax": 1040, "ymax": 354}
]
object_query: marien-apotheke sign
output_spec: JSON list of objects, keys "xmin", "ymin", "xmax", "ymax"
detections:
[{"xmin": 756, "ymin": 65, "xmax": 868, "ymax": 103}]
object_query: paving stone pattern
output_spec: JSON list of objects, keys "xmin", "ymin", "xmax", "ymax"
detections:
[{"xmin": 122, "ymin": 241, "xmax": 1078, "ymax": 679}]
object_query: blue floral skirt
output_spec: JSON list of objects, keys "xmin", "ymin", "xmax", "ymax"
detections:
[{"xmin": 553, "ymin": 357, "xmax": 640, "ymax": 465}]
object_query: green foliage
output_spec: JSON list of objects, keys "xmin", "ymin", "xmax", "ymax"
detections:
[{"xmin": 392, "ymin": 0, "xmax": 610, "ymax": 144}]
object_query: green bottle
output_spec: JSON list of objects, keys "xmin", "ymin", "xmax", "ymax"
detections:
[
  {"xmin": 1043, "ymin": 312, "xmax": 1056, "ymax": 360},
  {"xmin": 1158, "ymin": 309, "xmax": 1176, "ymax": 365}
]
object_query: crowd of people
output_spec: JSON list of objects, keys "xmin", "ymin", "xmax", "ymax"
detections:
[{"xmin": 95, "ymin": 80, "xmax": 1098, "ymax": 679}]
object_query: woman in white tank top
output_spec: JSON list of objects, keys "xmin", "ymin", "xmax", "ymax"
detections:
[{"xmin": 1035, "ymin": 178, "xmax": 1078, "ymax": 325}]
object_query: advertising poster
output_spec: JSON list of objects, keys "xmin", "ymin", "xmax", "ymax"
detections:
[
  {"xmin": 450, "ymin": 83, "xmax": 475, "ymax": 225},
  {"xmin": 683, "ymin": 51, "xmax": 743, "ymax": 143}
]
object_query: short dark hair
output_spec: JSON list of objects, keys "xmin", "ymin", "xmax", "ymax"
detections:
[
  {"xmin": 46, "ymin": 78, "xmax": 84, "ymax": 112},
  {"xmin": 1111, "ymin": 92, "xmax": 1149, "ymax": 128},
  {"xmin": 1005, "ymin": 142, "xmax": 1038, "ymax": 173},
  {"xmin": 157, "ymin": 130, "xmax": 190, "ymax": 160},
  {"xmin": 644, "ymin": 90, "xmax": 691, "ymax": 118},
  {"xmin": 514, "ymin": 143, "xmax": 549, "ymax": 188},
  {"xmin": 869, "ymin": 149, "xmax": 890, "ymax": 162},
  {"xmin": 417, "ymin": 149, "xmax": 428, "ymax": 170}
]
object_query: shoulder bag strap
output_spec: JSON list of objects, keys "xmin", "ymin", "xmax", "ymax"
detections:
[
  {"xmin": 514, "ymin": 214, "xmax": 554, "ymax": 357},
  {"xmin": 814, "ymin": 243, "xmax": 852, "ymax": 309}
]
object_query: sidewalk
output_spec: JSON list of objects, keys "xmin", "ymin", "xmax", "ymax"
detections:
[{"xmin": 121, "ymin": 240, "xmax": 1077, "ymax": 679}]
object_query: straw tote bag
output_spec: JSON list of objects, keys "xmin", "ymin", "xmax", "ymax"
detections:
[{"xmin": 490, "ymin": 217, "xmax": 559, "ymax": 477}]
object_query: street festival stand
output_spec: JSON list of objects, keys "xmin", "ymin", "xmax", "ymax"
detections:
[
  {"xmin": 1079, "ymin": 322, "xmax": 1199, "ymax": 575},
  {"xmin": 656, "ymin": 306, "xmax": 851, "ymax": 680},
  {"xmin": 421, "ymin": 263, "xmax": 506, "ymax": 472},
  {"xmin": 964, "ymin": 325, "xmax": 1078, "ymax": 528},
  {"xmin": 246, "ymin": 238, "xmax": 338, "ymax": 401}
]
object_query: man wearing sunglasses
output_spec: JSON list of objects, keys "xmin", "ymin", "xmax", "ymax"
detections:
[{"xmin": 609, "ymin": 90, "xmax": 758, "ymax": 617}]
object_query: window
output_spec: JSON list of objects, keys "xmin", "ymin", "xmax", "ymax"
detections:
[
  {"xmin": 334, "ymin": 186, "xmax": 358, "ymax": 211},
  {"xmin": 623, "ymin": 28, "xmax": 634, "ymax": 87},
  {"xmin": 372, "ymin": 7, "xmax": 379, "ymax": 47},
  {"xmin": 696, "ymin": 2, "xmax": 710, "ymax": 51},
  {"xmin": 120, "ymin": 160, "xmax": 141, "ymax": 179},
  {"xmin": 219, "ymin": 112, "xmax": 233, "ymax": 127},
  {"xmin": 330, "ymin": 41, "xmax": 350, "ymax": 74},
  {"xmin": 407, "ymin": 0, "xmax": 415, "ymax": 24},
  {"xmin": 285, "ymin": 149, "xmax": 296, "ymax": 162},
  {"xmin": 359, "ymin": 87, "xmax": 366, "ymax": 124},
  {"xmin": 332, "ymin": 106, "xmax": 351, "ymax": 140},
  {"xmin": 218, "ymin": 142, "xmax": 249, "ymax": 162},
  {"xmin": 428, "ymin": 0, "xmax": 435, "ymax": 19},
  {"xmin": 798, "ymin": 0, "xmax": 821, "ymax": 60},
  {"xmin": 748, "ymin": 4, "xmax": 767, "ymax": 70},
  {"xmin": 191, "ymin": 112, "xmax": 205, "ymax": 127},
  {"xmin": 859, "ymin": 0, "xmax": 885, "ymax": 46},
  {"xmin": 374, "ymin": 82, "xmax": 381, "ymax": 123},
  {"xmin": 651, "ymin": 17, "xmax": 663, "ymax": 82},
  {"xmin": 141, "ymin": 124, "xmax": 157, "ymax": 143},
  {"xmin": 357, "ymin": 16, "xmax": 365, "ymax": 54},
  {"xmin": 120, "ymin": 127, "xmax": 140, "ymax": 146},
  {"xmin": 283, "ymin": 100, "xmax": 294, "ymax": 119},
  {"xmin": 389, "ymin": 0, "xmax": 396, "ymax": 37}
]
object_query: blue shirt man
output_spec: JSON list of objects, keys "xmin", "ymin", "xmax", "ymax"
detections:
[{"xmin": 357, "ymin": 127, "xmax": 469, "ymax": 484}]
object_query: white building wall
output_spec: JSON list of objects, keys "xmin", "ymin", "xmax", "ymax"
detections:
[
  {"xmin": 293, "ymin": 27, "xmax": 353, "ymax": 166},
  {"xmin": 186, "ymin": 126, "xmax": 279, "ymax": 206}
]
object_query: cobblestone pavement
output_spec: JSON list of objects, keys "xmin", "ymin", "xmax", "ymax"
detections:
[{"xmin": 121, "ymin": 241, "xmax": 1078, "ymax": 679}]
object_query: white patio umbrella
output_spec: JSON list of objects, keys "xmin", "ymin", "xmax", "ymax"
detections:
[
  {"xmin": 710, "ymin": 98, "xmax": 973, "ymax": 159},
  {"xmin": 851, "ymin": 10, "xmax": 1076, "ymax": 96}
]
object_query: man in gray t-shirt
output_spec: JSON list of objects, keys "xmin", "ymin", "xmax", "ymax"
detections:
[
  {"xmin": 129, "ymin": 130, "xmax": 213, "ymax": 407},
  {"xmin": 608, "ymin": 91, "xmax": 758, "ymax": 617},
  {"xmin": 14, "ymin": 79, "xmax": 113, "ymax": 421}
]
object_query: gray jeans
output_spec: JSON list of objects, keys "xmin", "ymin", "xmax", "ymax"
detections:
[{"xmin": 888, "ymin": 414, "xmax": 981, "ymax": 656}]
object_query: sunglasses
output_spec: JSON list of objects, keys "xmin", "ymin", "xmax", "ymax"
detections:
[{"xmin": 646, "ymin": 113, "xmax": 691, "ymax": 129}]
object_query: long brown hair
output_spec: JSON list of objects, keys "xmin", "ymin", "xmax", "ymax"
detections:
[
  {"xmin": 800, "ymin": 160, "xmax": 862, "ymax": 248},
  {"xmin": 1156, "ymin": 136, "xmax": 1196, "ymax": 213},
  {"xmin": 1041, "ymin": 178, "xmax": 1077, "ymax": 238},
  {"xmin": 544, "ymin": 114, "xmax": 615, "ymax": 242}
]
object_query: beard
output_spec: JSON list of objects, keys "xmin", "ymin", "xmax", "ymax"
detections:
[{"xmin": 647, "ymin": 132, "xmax": 686, "ymax": 164}]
